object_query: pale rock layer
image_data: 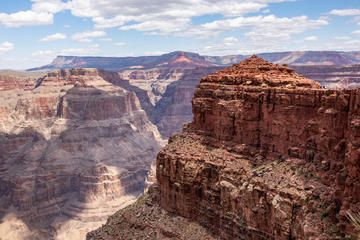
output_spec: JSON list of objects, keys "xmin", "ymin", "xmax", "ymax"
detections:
[{"xmin": 0, "ymin": 68, "xmax": 162, "ymax": 240}]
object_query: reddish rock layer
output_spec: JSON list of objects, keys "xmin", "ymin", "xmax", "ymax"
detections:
[
  {"xmin": 156, "ymin": 56, "xmax": 360, "ymax": 239},
  {"xmin": 203, "ymin": 55, "xmax": 320, "ymax": 88}
]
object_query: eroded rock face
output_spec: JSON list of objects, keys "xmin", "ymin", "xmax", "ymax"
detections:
[
  {"xmin": 86, "ymin": 185, "xmax": 218, "ymax": 240},
  {"xmin": 152, "ymin": 67, "xmax": 222, "ymax": 138},
  {"xmin": 156, "ymin": 56, "xmax": 360, "ymax": 239},
  {"xmin": 0, "ymin": 68, "xmax": 162, "ymax": 239},
  {"xmin": 116, "ymin": 67, "xmax": 221, "ymax": 139},
  {"xmin": 0, "ymin": 75, "xmax": 35, "ymax": 91}
]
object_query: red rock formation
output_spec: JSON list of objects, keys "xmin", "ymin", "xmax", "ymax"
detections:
[
  {"xmin": 156, "ymin": 56, "xmax": 360, "ymax": 239},
  {"xmin": 86, "ymin": 185, "xmax": 218, "ymax": 240},
  {"xmin": 0, "ymin": 68, "xmax": 162, "ymax": 239}
]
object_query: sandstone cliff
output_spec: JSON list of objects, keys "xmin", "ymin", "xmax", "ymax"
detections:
[
  {"xmin": 90, "ymin": 56, "xmax": 360, "ymax": 239},
  {"xmin": 0, "ymin": 68, "xmax": 162, "ymax": 239},
  {"xmin": 157, "ymin": 56, "xmax": 359, "ymax": 239},
  {"xmin": 28, "ymin": 52, "xmax": 360, "ymax": 140}
]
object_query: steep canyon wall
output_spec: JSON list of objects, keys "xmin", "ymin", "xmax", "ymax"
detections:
[
  {"xmin": 156, "ymin": 56, "xmax": 360, "ymax": 239},
  {"xmin": 0, "ymin": 69, "xmax": 162, "ymax": 239}
]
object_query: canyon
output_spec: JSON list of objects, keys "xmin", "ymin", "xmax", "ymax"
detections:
[
  {"xmin": 27, "ymin": 51, "xmax": 360, "ymax": 138},
  {"xmin": 0, "ymin": 69, "xmax": 162, "ymax": 239},
  {"xmin": 89, "ymin": 56, "xmax": 360, "ymax": 239},
  {"xmin": 1, "ymin": 51, "xmax": 360, "ymax": 239}
]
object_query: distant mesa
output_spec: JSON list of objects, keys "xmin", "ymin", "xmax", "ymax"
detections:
[{"xmin": 27, "ymin": 50, "xmax": 360, "ymax": 72}]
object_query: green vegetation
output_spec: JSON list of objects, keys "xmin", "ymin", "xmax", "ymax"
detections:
[{"xmin": 325, "ymin": 89, "xmax": 333, "ymax": 96}]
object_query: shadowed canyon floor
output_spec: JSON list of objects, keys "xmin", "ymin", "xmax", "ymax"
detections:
[{"xmin": 89, "ymin": 56, "xmax": 360, "ymax": 240}]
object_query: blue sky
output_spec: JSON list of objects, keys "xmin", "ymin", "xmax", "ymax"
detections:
[{"xmin": 0, "ymin": 0, "xmax": 359, "ymax": 69}]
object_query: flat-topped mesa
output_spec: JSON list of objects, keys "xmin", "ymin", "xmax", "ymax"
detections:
[
  {"xmin": 201, "ymin": 55, "xmax": 320, "ymax": 89},
  {"xmin": 37, "ymin": 68, "xmax": 119, "ymax": 88}
]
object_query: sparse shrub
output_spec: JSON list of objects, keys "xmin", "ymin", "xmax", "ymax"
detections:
[
  {"xmin": 321, "ymin": 212, "xmax": 329, "ymax": 219},
  {"xmin": 282, "ymin": 64, "xmax": 288, "ymax": 67},
  {"xmin": 325, "ymin": 89, "xmax": 333, "ymax": 96}
]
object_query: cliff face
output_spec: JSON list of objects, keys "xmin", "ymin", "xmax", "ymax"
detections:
[
  {"xmin": 117, "ymin": 67, "xmax": 221, "ymax": 138},
  {"xmin": 0, "ymin": 69, "xmax": 162, "ymax": 239},
  {"xmin": 152, "ymin": 67, "xmax": 222, "ymax": 138},
  {"xmin": 156, "ymin": 56, "xmax": 360, "ymax": 239}
]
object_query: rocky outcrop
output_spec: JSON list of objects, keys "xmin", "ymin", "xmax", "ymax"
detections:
[
  {"xmin": 119, "ymin": 68, "xmax": 186, "ymax": 106},
  {"xmin": 155, "ymin": 56, "xmax": 360, "ymax": 239},
  {"xmin": 0, "ymin": 75, "xmax": 35, "ymax": 91},
  {"xmin": 0, "ymin": 68, "xmax": 162, "ymax": 239},
  {"xmin": 28, "ymin": 52, "xmax": 360, "ymax": 139},
  {"xmin": 87, "ymin": 185, "xmax": 218, "ymax": 240}
]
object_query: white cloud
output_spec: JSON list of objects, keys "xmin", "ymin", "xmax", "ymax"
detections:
[
  {"xmin": 64, "ymin": 0, "xmax": 294, "ymax": 34},
  {"xmin": 352, "ymin": 30, "xmax": 360, "ymax": 36},
  {"xmin": 32, "ymin": 50, "xmax": 55, "ymax": 56},
  {"xmin": 182, "ymin": 15, "xmax": 328, "ymax": 39},
  {"xmin": 0, "ymin": 11, "xmax": 53, "ymax": 27},
  {"xmin": 329, "ymin": 9, "xmax": 360, "ymax": 16},
  {"xmin": 64, "ymin": 24, "xmax": 70, "ymax": 28},
  {"xmin": 100, "ymin": 38, "xmax": 112, "ymax": 41},
  {"xmin": 59, "ymin": 47, "xmax": 101, "ymax": 56},
  {"xmin": 345, "ymin": 40, "xmax": 360, "ymax": 45},
  {"xmin": 0, "ymin": 0, "xmax": 70, "ymax": 27},
  {"xmin": 223, "ymin": 37, "xmax": 239, "ymax": 46},
  {"xmin": 31, "ymin": 0, "xmax": 69, "ymax": 14},
  {"xmin": 71, "ymin": 30, "xmax": 107, "ymax": 42},
  {"xmin": 304, "ymin": 36, "xmax": 318, "ymax": 41},
  {"xmin": 32, "ymin": 46, "xmax": 102, "ymax": 57},
  {"xmin": 39, "ymin": 33, "xmax": 67, "ymax": 42},
  {"xmin": 0, "ymin": 42, "xmax": 14, "ymax": 55},
  {"xmin": 144, "ymin": 51, "xmax": 166, "ymax": 56},
  {"xmin": 333, "ymin": 36, "xmax": 351, "ymax": 41},
  {"xmin": 113, "ymin": 42, "xmax": 126, "ymax": 46},
  {"xmin": 353, "ymin": 16, "xmax": 360, "ymax": 25}
]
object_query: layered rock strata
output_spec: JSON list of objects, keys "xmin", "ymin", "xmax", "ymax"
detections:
[
  {"xmin": 0, "ymin": 68, "xmax": 162, "ymax": 239},
  {"xmin": 155, "ymin": 56, "xmax": 360, "ymax": 239}
]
